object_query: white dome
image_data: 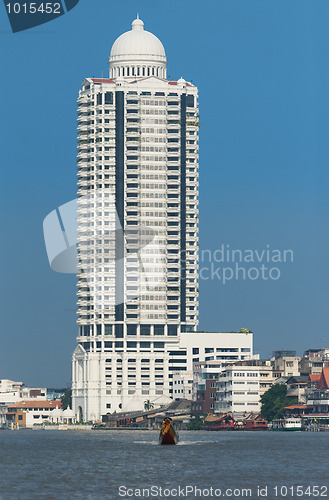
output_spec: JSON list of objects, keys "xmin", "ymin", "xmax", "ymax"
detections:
[
  {"xmin": 50, "ymin": 406, "xmax": 63, "ymax": 417},
  {"xmin": 109, "ymin": 17, "xmax": 167, "ymax": 80},
  {"xmin": 63, "ymin": 406, "xmax": 75, "ymax": 418}
]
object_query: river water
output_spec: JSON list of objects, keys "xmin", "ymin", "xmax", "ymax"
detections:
[{"xmin": 0, "ymin": 430, "xmax": 327, "ymax": 499}]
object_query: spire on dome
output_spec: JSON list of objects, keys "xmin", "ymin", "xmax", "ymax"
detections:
[{"xmin": 132, "ymin": 15, "xmax": 144, "ymax": 31}]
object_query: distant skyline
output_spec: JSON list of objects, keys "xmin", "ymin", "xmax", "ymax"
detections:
[{"xmin": 1, "ymin": 0, "xmax": 329, "ymax": 386}]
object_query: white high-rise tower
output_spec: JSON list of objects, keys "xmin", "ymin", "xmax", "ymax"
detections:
[{"xmin": 72, "ymin": 17, "xmax": 199, "ymax": 421}]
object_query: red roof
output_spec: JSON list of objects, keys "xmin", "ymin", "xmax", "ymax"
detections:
[
  {"xmin": 8, "ymin": 400, "xmax": 62, "ymax": 410},
  {"xmin": 318, "ymin": 367, "xmax": 329, "ymax": 390},
  {"xmin": 310, "ymin": 374, "xmax": 321, "ymax": 382},
  {"xmin": 168, "ymin": 81, "xmax": 191, "ymax": 87},
  {"xmin": 91, "ymin": 78, "xmax": 114, "ymax": 84}
]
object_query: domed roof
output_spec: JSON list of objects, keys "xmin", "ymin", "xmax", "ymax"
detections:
[
  {"xmin": 50, "ymin": 406, "xmax": 63, "ymax": 417},
  {"xmin": 63, "ymin": 406, "xmax": 75, "ymax": 417},
  {"xmin": 109, "ymin": 16, "xmax": 166, "ymax": 65}
]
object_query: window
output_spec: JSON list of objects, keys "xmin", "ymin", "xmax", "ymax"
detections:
[
  {"xmin": 106, "ymin": 403, "xmax": 111, "ymax": 409},
  {"xmin": 115, "ymin": 325, "xmax": 123, "ymax": 338},
  {"xmin": 105, "ymin": 92, "xmax": 113, "ymax": 104},
  {"xmin": 97, "ymin": 94, "xmax": 102, "ymax": 105},
  {"xmin": 140, "ymin": 325, "xmax": 151, "ymax": 336},
  {"xmin": 154, "ymin": 325, "xmax": 164, "ymax": 336},
  {"xmin": 104, "ymin": 325, "xmax": 112, "ymax": 336},
  {"xmin": 127, "ymin": 342, "xmax": 137, "ymax": 348},
  {"xmin": 192, "ymin": 348, "xmax": 199, "ymax": 355},
  {"xmin": 186, "ymin": 95, "xmax": 194, "ymax": 107},
  {"xmin": 154, "ymin": 342, "xmax": 164, "ymax": 349},
  {"xmin": 127, "ymin": 325, "xmax": 137, "ymax": 336},
  {"xmin": 168, "ymin": 325, "xmax": 177, "ymax": 336}
]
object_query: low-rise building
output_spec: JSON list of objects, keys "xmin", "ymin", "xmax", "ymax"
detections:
[
  {"xmin": 173, "ymin": 331, "xmax": 255, "ymax": 406},
  {"xmin": 215, "ymin": 365, "xmax": 261, "ymax": 415},
  {"xmin": 306, "ymin": 367, "xmax": 329, "ymax": 414},
  {"xmin": 172, "ymin": 372, "xmax": 194, "ymax": 400},
  {"xmin": 0, "ymin": 380, "xmax": 23, "ymax": 393},
  {"xmin": 191, "ymin": 361, "xmax": 223, "ymax": 415},
  {"xmin": 271, "ymin": 350, "xmax": 300, "ymax": 377},
  {"xmin": 286, "ymin": 375, "xmax": 309, "ymax": 403},
  {"xmin": 300, "ymin": 349, "xmax": 329, "ymax": 375},
  {"xmin": 6, "ymin": 400, "xmax": 62, "ymax": 428}
]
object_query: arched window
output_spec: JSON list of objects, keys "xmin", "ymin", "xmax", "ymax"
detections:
[
  {"xmin": 132, "ymin": 67, "xmax": 135, "ymax": 76},
  {"xmin": 127, "ymin": 67, "xmax": 130, "ymax": 76},
  {"xmin": 137, "ymin": 67, "xmax": 140, "ymax": 76},
  {"xmin": 147, "ymin": 67, "xmax": 150, "ymax": 76},
  {"xmin": 152, "ymin": 67, "xmax": 155, "ymax": 76},
  {"xmin": 143, "ymin": 67, "xmax": 145, "ymax": 76},
  {"xmin": 122, "ymin": 67, "xmax": 125, "ymax": 76}
]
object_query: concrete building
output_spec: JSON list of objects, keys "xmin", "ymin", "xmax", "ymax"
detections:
[
  {"xmin": 191, "ymin": 356, "xmax": 269, "ymax": 416},
  {"xmin": 172, "ymin": 331, "xmax": 255, "ymax": 407},
  {"xmin": 191, "ymin": 361, "xmax": 223, "ymax": 415},
  {"xmin": 306, "ymin": 367, "xmax": 329, "ymax": 415},
  {"xmin": 271, "ymin": 350, "xmax": 300, "ymax": 377},
  {"xmin": 6, "ymin": 401, "xmax": 62, "ymax": 428},
  {"xmin": 72, "ymin": 16, "xmax": 201, "ymax": 421},
  {"xmin": 0, "ymin": 380, "xmax": 23, "ymax": 393},
  {"xmin": 215, "ymin": 365, "xmax": 261, "ymax": 414},
  {"xmin": 0, "ymin": 381, "xmax": 48, "ymax": 426},
  {"xmin": 300, "ymin": 349, "xmax": 329, "ymax": 375},
  {"xmin": 286, "ymin": 375, "xmax": 309, "ymax": 403},
  {"xmin": 172, "ymin": 371, "xmax": 194, "ymax": 400}
]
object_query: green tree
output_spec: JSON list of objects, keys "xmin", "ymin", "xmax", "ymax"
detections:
[
  {"xmin": 61, "ymin": 389, "xmax": 72, "ymax": 410},
  {"xmin": 144, "ymin": 400, "xmax": 154, "ymax": 411},
  {"xmin": 188, "ymin": 416, "xmax": 204, "ymax": 430},
  {"xmin": 260, "ymin": 384, "xmax": 297, "ymax": 421}
]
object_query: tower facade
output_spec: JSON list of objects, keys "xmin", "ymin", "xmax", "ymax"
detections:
[{"xmin": 72, "ymin": 17, "xmax": 199, "ymax": 421}]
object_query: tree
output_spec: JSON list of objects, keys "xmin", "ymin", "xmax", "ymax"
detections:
[
  {"xmin": 188, "ymin": 416, "xmax": 204, "ymax": 430},
  {"xmin": 260, "ymin": 384, "xmax": 297, "ymax": 422},
  {"xmin": 144, "ymin": 400, "xmax": 154, "ymax": 411},
  {"xmin": 61, "ymin": 389, "xmax": 72, "ymax": 410}
]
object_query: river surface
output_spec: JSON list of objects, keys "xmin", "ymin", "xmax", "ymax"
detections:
[{"xmin": 0, "ymin": 430, "xmax": 328, "ymax": 499}]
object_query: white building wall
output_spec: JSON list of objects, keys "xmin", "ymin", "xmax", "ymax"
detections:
[
  {"xmin": 215, "ymin": 366, "xmax": 260, "ymax": 414},
  {"xmin": 73, "ymin": 331, "xmax": 255, "ymax": 420},
  {"xmin": 0, "ymin": 380, "xmax": 22, "ymax": 393}
]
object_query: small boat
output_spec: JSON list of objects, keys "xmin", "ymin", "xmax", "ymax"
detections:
[
  {"xmin": 271, "ymin": 417, "xmax": 302, "ymax": 431},
  {"xmin": 159, "ymin": 418, "xmax": 179, "ymax": 445}
]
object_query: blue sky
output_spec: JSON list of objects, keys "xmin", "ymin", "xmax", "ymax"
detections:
[{"xmin": 1, "ymin": 0, "xmax": 329, "ymax": 386}]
